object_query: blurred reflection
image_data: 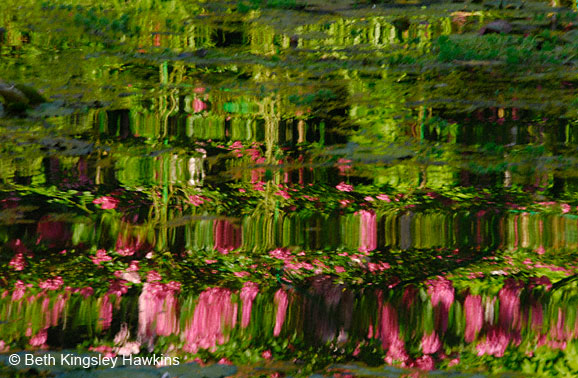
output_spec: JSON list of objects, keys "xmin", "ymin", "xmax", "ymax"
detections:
[{"xmin": 2, "ymin": 276, "xmax": 576, "ymax": 371}]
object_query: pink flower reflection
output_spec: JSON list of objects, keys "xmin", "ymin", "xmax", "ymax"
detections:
[
  {"xmin": 139, "ymin": 282, "xmax": 180, "ymax": 339},
  {"xmin": 464, "ymin": 295, "xmax": 483, "ymax": 343},
  {"xmin": 43, "ymin": 294, "xmax": 67, "ymax": 328},
  {"xmin": 12, "ymin": 280, "xmax": 32, "ymax": 301},
  {"xmin": 380, "ymin": 304, "xmax": 409, "ymax": 364},
  {"xmin": 99, "ymin": 296, "xmax": 113, "ymax": 330},
  {"xmin": 427, "ymin": 276, "xmax": 454, "ymax": 331},
  {"xmin": 213, "ymin": 219, "xmax": 242, "ymax": 254},
  {"xmin": 36, "ymin": 218, "xmax": 69, "ymax": 246},
  {"xmin": 421, "ymin": 331, "xmax": 441, "ymax": 354},
  {"xmin": 476, "ymin": 327, "xmax": 510, "ymax": 357},
  {"xmin": 498, "ymin": 279, "xmax": 521, "ymax": 330},
  {"xmin": 273, "ymin": 289, "xmax": 288, "ymax": 337},
  {"xmin": 240, "ymin": 282, "xmax": 259, "ymax": 328},
  {"xmin": 182, "ymin": 288, "xmax": 238, "ymax": 353},
  {"xmin": 29, "ymin": 328, "xmax": 48, "ymax": 347},
  {"xmin": 357, "ymin": 209, "xmax": 377, "ymax": 253},
  {"xmin": 412, "ymin": 354, "xmax": 435, "ymax": 370}
]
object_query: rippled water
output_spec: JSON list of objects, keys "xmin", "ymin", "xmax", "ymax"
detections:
[{"xmin": 1, "ymin": 0, "xmax": 578, "ymax": 376}]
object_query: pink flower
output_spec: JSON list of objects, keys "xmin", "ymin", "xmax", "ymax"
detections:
[
  {"xmin": 119, "ymin": 271, "xmax": 141, "ymax": 284},
  {"xmin": 364, "ymin": 196, "xmax": 375, "ymax": 202},
  {"xmin": 253, "ymin": 181, "xmax": 266, "ymax": 191},
  {"xmin": 262, "ymin": 350, "xmax": 272, "ymax": 360},
  {"xmin": 412, "ymin": 354, "xmax": 435, "ymax": 370},
  {"xmin": 39, "ymin": 276, "xmax": 64, "ymax": 291},
  {"xmin": 336, "ymin": 159, "xmax": 352, "ymax": 174},
  {"xmin": 89, "ymin": 345, "xmax": 114, "ymax": 356},
  {"xmin": 166, "ymin": 281, "xmax": 181, "ymax": 291},
  {"xmin": 561, "ymin": 204, "xmax": 571, "ymax": 213},
  {"xmin": 334, "ymin": 266, "xmax": 346, "ymax": 273},
  {"xmin": 127, "ymin": 261, "xmax": 140, "ymax": 272},
  {"xmin": 188, "ymin": 195, "xmax": 207, "ymax": 206},
  {"xmin": 275, "ymin": 190, "xmax": 291, "ymax": 200},
  {"xmin": 79, "ymin": 287, "xmax": 94, "ymax": 298},
  {"xmin": 193, "ymin": 98, "xmax": 206, "ymax": 113},
  {"xmin": 115, "ymin": 341, "xmax": 140, "ymax": 356},
  {"xmin": 116, "ymin": 235, "xmax": 147, "ymax": 257},
  {"xmin": 367, "ymin": 262, "xmax": 391, "ymax": 273},
  {"xmin": 233, "ymin": 271, "xmax": 250, "ymax": 278},
  {"xmin": 246, "ymin": 148, "xmax": 262, "ymax": 161},
  {"xmin": 12, "ymin": 280, "xmax": 31, "ymax": 301},
  {"xmin": 93, "ymin": 196, "xmax": 119, "ymax": 210},
  {"xmin": 92, "ymin": 249, "xmax": 112, "ymax": 265},
  {"xmin": 147, "ymin": 270, "xmax": 162, "ymax": 282},
  {"xmin": 339, "ymin": 199, "xmax": 353, "ymax": 207},
  {"xmin": 269, "ymin": 248, "xmax": 292, "ymax": 261},
  {"xmin": 116, "ymin": 247, "xmax": 135, "ymax": 257},
  {"xmin": 376, "ymin": 194, "xmax": 391, "ymax": 202},
  {"xmin": 108, "ymin": 280, "xmax": 130, "ymax": 297},
  {"xmin": 9, "ymin": 253, "xmax": 26, "ymax": 271},
  {"xmin": 336, "ymin": 182, "xmax": 353, "ymax": 192},
  {"xmin": 230, "ymin": 141, "xmax": 243, "ymax": 149},
  {"xmin": 29, "ymin": 329, "xmax": 48, "ymax": 347}
]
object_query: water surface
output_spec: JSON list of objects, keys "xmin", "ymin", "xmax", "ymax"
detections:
[{"xmin": 1, "ymin": 0, "xmax": 578, "ymax": 376}]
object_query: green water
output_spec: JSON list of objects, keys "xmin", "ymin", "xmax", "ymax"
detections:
[{"xmin": 1, "ymin": 0, "xmax": 578, "ymax": 376}]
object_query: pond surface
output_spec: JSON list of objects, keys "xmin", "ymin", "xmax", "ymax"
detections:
[{"xmin": 1, "ymin": 0, "xmax": 578, "ymax": 376}]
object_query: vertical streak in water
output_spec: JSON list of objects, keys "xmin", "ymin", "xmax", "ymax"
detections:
[
  {"xmin": 273, "ymin": 289, "xmax": 288, "ymax": 337},
  {"xmin": 358, "ymin": 210, "xmax": 377, "ymax": 253},
  {"xmin": 400, "ymin": 212, "xmax": 413, "ymax": 250}
]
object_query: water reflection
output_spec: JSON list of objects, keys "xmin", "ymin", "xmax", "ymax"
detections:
[
  {"xmin": 4, "ymin": 208, "xmax": 578, "ymax": 253},
  {"xmin": 2, "ymin": 0, "xmax": 578, "ymax": 376},
  {"xmin": 2, "ymin": 276, "xmax": 577, "ymax": 370}
]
